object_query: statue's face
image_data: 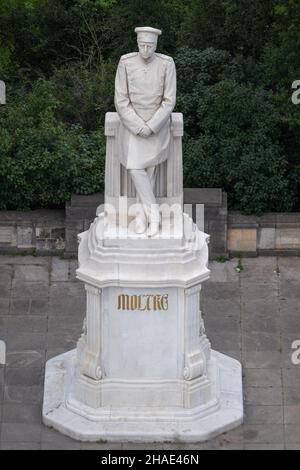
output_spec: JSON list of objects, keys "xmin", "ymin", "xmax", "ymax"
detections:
[{"xmin": 138, "ymin": 41, "xmax": 157, "ymax": 60}]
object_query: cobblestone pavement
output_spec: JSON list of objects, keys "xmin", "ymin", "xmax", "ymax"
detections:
[{"xmin": 0, "ymin": 255, "xmax": 300, "ymax": 450}]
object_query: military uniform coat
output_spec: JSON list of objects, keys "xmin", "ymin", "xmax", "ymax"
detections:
[{"xmin": 114, "ymin": 52, "xmax": 177, "ymax": 170}]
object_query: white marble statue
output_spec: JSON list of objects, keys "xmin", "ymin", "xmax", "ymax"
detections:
[
  {"xmin": 115, "ymin": 27, "xmax": 176, "ymax": 236},
  {"xmin": 42, "ymin": 26, "xmax": 243, "ymax": 443}
]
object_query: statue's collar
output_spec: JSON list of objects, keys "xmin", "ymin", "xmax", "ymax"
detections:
[{"xmin": 137, "ymin": 53, "xmax": 156, "ymax": 65}]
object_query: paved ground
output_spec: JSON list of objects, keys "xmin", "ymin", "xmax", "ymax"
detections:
[{"xmin": 0, "ymin": 255, "xmax": 300, "ymax": 450}]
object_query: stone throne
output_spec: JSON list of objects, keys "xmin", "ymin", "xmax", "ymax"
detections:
[
  {"xmin": 104, "ymin": 112, "xmax": 183, "ymax": 209},
  {"xmin": 42, "ymin": 110, "xmax": 243, "ymax": 443},
  {"xmin": 103, "ymin": 112, "xmax": 184, "ymax": 243}
]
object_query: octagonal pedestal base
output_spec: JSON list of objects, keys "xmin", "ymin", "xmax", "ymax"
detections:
[{"xmin": 43, "ymin": 349, "xmax": 243, "ymax": 443}]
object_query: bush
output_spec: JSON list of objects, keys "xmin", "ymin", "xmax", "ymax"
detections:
[
  {"xmin": 0, "ymin": 79, "xmax": 105, "ymax": 210},
  {"xmin": 1, "ymin": 1, "xmax": 300, "ymax": 215},
  {"xmin": 176, "ymin": 48, "xmax": 295, "ymax": 214},
  {"xmin": 50, "ymin": 62, "xmax": 116, "ymax": 130}
]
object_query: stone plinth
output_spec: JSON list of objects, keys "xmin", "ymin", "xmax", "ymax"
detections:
[{"xmin": 43, "ymin": 212, "xmax": 243, "ymax": 442}]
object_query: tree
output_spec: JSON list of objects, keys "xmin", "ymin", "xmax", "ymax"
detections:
[
  {"xmin": 182, "ymin": 0, "xmax": 275, "ymax": 58},
  {"xmin": 176, "ymin": 47, "xmax": 294, "ymax": 214}
]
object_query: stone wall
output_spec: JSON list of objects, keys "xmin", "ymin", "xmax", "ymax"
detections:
[
  {"xmin": 228, "ymin": 212, "xmax": 300, "ymax": 256},
  {"xmin": 65, "ymin": 193, "xmax": 104, "ymax": 257},
  {"xmin": 64, "ymin": 189, "xmax": 227, "ymax": 258},
  {"xmin": 183, "ymin": 188, "xmax": 227, "ymax": 258},
  {"xmin": 1, "ymin": 192, "xmax": 300, "ymax": 258},
  {"xmin": 0, "ymin": 209, "xmax": 65, "ymax": 255}
]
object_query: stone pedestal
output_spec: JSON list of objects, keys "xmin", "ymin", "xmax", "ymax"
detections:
[
  {"xmin": 43, "ymin": 105, "xmax": 243, "ymax": 442},
  {"xmin": 43, "ymin": 213, "xmax": 243, "ymax": 442}
]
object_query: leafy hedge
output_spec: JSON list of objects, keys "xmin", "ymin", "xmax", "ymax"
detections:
[
  {"xmin": 0, "ymin": 80, "xmax": 105, "ymax": 210},
  {"xmin": 0, "ymin": 0, "xmax": 299, "ymax": 214},
  {"xmin": 177, "ymin": 48, "xmax": 294, "ymax": 214}
]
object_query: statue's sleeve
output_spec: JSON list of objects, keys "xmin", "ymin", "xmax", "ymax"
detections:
[
  {"xmin": 146, "ymin": 59, "xmax": 176, "ymax": 134},
  {"xmin": 114, "ymin": 59, "xmax": 145, "ymax": 135}
]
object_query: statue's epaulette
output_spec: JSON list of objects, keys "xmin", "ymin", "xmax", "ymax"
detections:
[
  {"xmin": 155, "ymin": 53, "xmax": 173, "ymax": 62},
  {"xmin": 120, "ymin": 52, "xmax": 138, "ymax": 61}
]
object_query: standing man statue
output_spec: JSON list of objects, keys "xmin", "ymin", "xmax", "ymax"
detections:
[{"xmin": 114, "ymin": 26, "xmax": 176, "ymax": 236}]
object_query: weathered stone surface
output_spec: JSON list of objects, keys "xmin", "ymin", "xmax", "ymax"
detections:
[
  {"xmin": 276, "ymin": 228, "xmax": 300, "ymax": 249},
  {"xmin": 51, "ymin": 228, "xmax": 65, "ymax": 239},
  {"xmin": 0, "ymin": 298, "xmax": 10, "ymax": 315},
  {"xmin": 203, "ymin": 282, "xmax": 240, "ymax": 301},
  {"xmin": 10, "ymin": 296, "xmax": 49, "ymax": 316},
  {"xmin": 258, "ymin": 227, "xmax": 276, "ymax": 250},
  {"xmin": 243, "ymin": 369, "xmax": 282, "ymax": 388},
  {"xmin": 243, "ymin": 350, "xmax": 282, "ymax": 369},
  {"xmin": 184, "ymin": 188, "xmax": 223, "ymax": 205},
  {"xmin": 280, "ymin": 282, "xmax": 300, "ymax": 301},
  {"xmin": 5, "ymin": 366, "xmax": 44, "ymax": 387},
  {"xmin": 49, "ymin": 282, "xmax": 85, "ymax": 317},
  {"xmin": 3, "ymin": 203, "xmax": 300, "ymax": 257},
  {"xmin": 244, "ymin": 443, "xmax": 284, "ymax": 450},
  {"xmin": 284, "ymin": 388, "xmax": 300, "ymax": 406},
  {"xmin": 4, "ymin": 385, "xmax": 44, "ymax": 405},
  {"xmin": 228, "ymin": 228, "xmax": 257, "ymax": 253},
  {"xmin": 17, "ymin": 226, "xmax": 33, "ymax": 248},
  {"xmin": 3, "ymin": 316, "xmax": 47, "ymax": 334},
  {"xmin": 0, "ymin": 367, "xmax": 4, "ymax": 402},
  {"xmin": 244, "ymin": 405, "xmax": 283, "ymax": 425},
  {"xmin": 208, "ymin": 260, "xmax": 239, "ymax": 283},
  {"xmin": 13, "ymin": 265, "xmax": 49, "ymax": 283},
  {"xmin": 0, "ymin": 254, "xmax": 299, "ymax": 448},
  {"xmin": 0, "ymin": 442, "xmax": 41, "ymax": 450},
  {"xmin": 1, "ymin": 423, "xmax": 42, "ymax": 443},
  {"xmin": 0, "ymin": 210, "xmax": 65, "ymax": 254},
  {"xmin": 2, "ymin": 404, "xmax": 42, "ymax": 424},
  {"xmin": 284, "ymin": 406, "xmax": 300, "ymax": 424},
  {"xmin": 278, "ymin": 257, "xmax": 300, "ymax": 281},
  {"xmin": 0, "ymin": 225, "xmax": 15, "ymax": 245},
  {"xmin": 243, "ymin": 331, "xmax": 281, "ymax": 352},
  {"xmin": 36, "ymin": 238, "xmax": 65, "ymax": 253},
  {"xmin": 244, "ymin": 387, "xmax": 283, "ymax": 406},
  {"xmin": 285, "ymin": 425, "xmax": 300, "ymax": 443},
  {"xmin": 5, "ymin": 333, "xmax": 46, "ymax": 351},
  {"xmin": 240, "ymin": 282, "xmax": 278, "ymax": 301},
  {"xmin": 35, "ymin": 228, "xmax": 51, "ymax": 239},
  {"xmin": 243, "ymin": 424, "xmax": 284, "ymax": 444},
  {"xmin": 50, "ymin": 258, "xmax": 70, "ymax": 282},
  {"xmin": 240, "ymin": 257, "xmax": 278, "ymax": 284},
  {"xmin": 5, "ymin": 351, "xmax": 44, "ymax": 369}
]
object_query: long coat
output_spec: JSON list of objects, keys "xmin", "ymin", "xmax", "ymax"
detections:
[{"xmin": 114, "ymin": 52, "xmax": 177, "ymax": 170}]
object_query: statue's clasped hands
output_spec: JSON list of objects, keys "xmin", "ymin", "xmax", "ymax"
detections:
[{"xmin": 138, "ymin": 125, "xmax": 152, "ymax": 138}]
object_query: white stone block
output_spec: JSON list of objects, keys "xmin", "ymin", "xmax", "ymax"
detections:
[{"xmin": 43, "ymin": 212, "xmax": 243, "ymax": 442}]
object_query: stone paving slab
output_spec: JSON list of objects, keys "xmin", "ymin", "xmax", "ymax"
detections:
[
  {"xmin": 0, "ymin": 255, "xmax": 299, "ymax": 450},
  {"xmin": 244, "ymin": 405, "xmax": 283, "ymax": 425}
]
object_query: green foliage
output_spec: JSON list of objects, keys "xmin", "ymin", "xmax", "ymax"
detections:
[
  {"xmin": 0, "ymin": 0, "xmax": 299, "ymax": 213},
  {"xmin": 50, "ymin": 62, "xmax": 116, "ymax": 130},
  {"xmin": 177, "ymin": 48, "xmax": 294, "ymax": 214},
  {"xmin": 214, "ymin": 256, "xmax": 230, "ymax": 263},
  {"xmin": 0, "ymin": 80, "xmax": 105, "ymax": 210},
  {"xmin": 182, "ymin": 0, "xmax": 275, "ymax": 57},
  {"xmin": 234, "ymin": 255, "xmax": 244, "ymax": 273}
]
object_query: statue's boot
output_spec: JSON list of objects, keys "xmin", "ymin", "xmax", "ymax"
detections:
[
  {"xmin": 147, "ymin": 218, "xmax": 160, "ymax": 237},
  {"xmin": 135, "ymin": 207, "xmax": 147, "ymax": 234},
  {"xmin": 146, "ymin": 202, "xmax": 160, "ymax": 238}
]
